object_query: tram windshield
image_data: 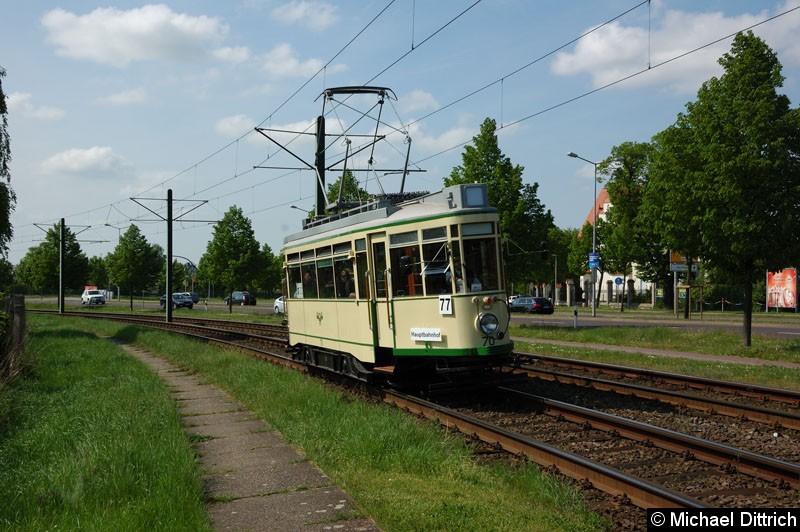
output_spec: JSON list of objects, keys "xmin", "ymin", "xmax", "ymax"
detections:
[{"xmin": 458, "ymin": 237, "xmax": 499, "ymax": 292}]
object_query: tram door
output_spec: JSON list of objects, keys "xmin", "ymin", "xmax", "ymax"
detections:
[{"xmin": 369, "ymin": 235, "xmax": 393, "ymax": 349}]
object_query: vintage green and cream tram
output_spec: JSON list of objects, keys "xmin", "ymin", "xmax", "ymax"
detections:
[{"xmin": 281, "ymin": 183, "xmax": 514, "ymax": 388}]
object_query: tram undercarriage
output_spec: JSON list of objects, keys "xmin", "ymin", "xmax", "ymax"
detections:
[{"xmin": 291, "ymin": 343, "xmax": 517, "ymax": 393}]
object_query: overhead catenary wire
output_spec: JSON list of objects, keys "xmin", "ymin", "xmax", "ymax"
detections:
[{"xmin": 10, "ymin": 2, "xmax": 800, "ymax": 256}]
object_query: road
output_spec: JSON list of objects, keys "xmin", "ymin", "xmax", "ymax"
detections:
[
  {"xmin": 511, "ymin": 308, "xmax": 800, "ymax": 340},
  {"xmin": 32, "ymin": 296, "xmax": 800, "ymax": 340}
]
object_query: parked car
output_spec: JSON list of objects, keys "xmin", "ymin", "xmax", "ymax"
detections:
[
  {"xmin": 160, "ymin": 292, "xmax": 194, "ymax": 309},
  {"xmin": 184, "ymin": 292, "xmax": 200, "ymax": 303},
  {"xmin": 509, "ymin": 296, "xmax": 554, "ymax": 314},
  {"xmin": 507, "ymin": 294, "xmax": 522, "ymax": 305},
  {"xmin": 274, "ymin": 296, "xmax": 285, "ymax": 314},
  {"xmin": 81, "ymin": 289, "xmax": 106, "ymax": 305},
  {"xmin": 224, "ymin": 290, "xmax": 257, "ymax": 306}
]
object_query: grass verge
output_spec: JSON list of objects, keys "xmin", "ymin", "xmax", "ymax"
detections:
[
  {"xmin": 512, "ymin": 322, "xmax": 800, "ymax": 366},
  {"xmin": 17, "ymin": 315, "xmax": 608, "ymax": 531},
  {"xmin": 0, "ymin": 316, "xmax": 211, "ymax": 531}
]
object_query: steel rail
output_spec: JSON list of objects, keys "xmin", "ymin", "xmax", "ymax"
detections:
[
  {"xmin": 500, "ymin": 387, "xmax": 800, "ymax": 490},
  {"xmin": 517, "ymin": 365, "xmax": 800, "ymax": 431},
  {"xmin": 380, "ymin": 388, "xmax": 706, "ymax": 509},
  {"xmin": 517, "ymin": 353, "xmax": 800, "ymax": 406}
]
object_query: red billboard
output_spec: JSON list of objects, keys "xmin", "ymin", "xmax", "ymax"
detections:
[{"xmin": 767, "ymin": 269, "xmax": 797, "ymax": 309}]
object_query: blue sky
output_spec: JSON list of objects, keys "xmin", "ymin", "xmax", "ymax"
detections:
[{"xmin": 3, "ymin": 0, "xmax": 800, "ymax": 267}]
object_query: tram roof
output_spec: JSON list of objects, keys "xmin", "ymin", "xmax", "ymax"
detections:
[{"xmin": 282, "ymin": 184, "xmax": 495, "ymax": 249}]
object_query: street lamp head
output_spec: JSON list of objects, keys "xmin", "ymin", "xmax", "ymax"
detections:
[{"xmin": 566, "ymin": 151, "xmax": 578, "ymax": 158}]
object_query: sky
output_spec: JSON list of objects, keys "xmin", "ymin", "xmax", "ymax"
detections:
[{"xmin": 3, "ymin": 0, "xmax": 800, "ymax": 268}]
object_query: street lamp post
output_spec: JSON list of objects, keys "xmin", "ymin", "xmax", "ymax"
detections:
[{"xmin": 567, "ymin": 151, "xmax": 599, "ymax": 317}]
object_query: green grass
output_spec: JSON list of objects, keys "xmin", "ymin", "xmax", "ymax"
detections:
[
  {"xmin": 511, "ymin": 324, "xmax": 800, "ymax": 390},
  {"xmin": 9, "ymin": 311, "xmax": 800, "ymax": 530},
  {"xmin": 12, "ymin": 315, "xmax": 608, "ymax": 532},
  {"xmin": 0, "ymin": 317, "xmax": 211, "ymax": 531}
]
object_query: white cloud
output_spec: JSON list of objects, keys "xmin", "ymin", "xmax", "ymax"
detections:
[
  {"xmin": 7, "ymin": 92, "xmax": 66, "ymax": 120},
  {"xmin": 41, "ymin": 5, "xmax": 229, "ymax": 67},
  {"xmin": 404, "ymin": 119, "xmax": 477, "ymax": 156},
  {"xmin": 551, "ymin": 4, "xmax": 800, "ymax": 95},
  {"xmin": 39, "ymin": 146, "xmax": 131, "ymax": 178},
  {"xmin": 213, "ymin": 46, "xmax": 251, "ymax": 64},
  {"xmin": 271, "ymin": 1, "xmax": 339, "ymax": 31},
  {"xmin": 215, "ymin": 114, "xmax": 257, "ymax": 137},
  {"xmin": 261, "ymin": 42, "xmax": 346, "ymax": 78},
  {"xmin": 400, "ymin": 90, "xmax": 439, "ymax": 114},
  {"xmin": 97, "ymin": 88, "xmax": 149, "ymax": 106},
  {"xmin": 119, "ymin": 169, "xmax": 178, "ymax": 197}
]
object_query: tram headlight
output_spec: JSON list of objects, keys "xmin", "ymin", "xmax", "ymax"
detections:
[{"xmin": 477, "ymin": 312, "xmax": 499, "ymax": 336}]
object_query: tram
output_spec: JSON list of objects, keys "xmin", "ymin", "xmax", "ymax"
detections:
[{"xmin": 264, "ymin": 87, "xmax": 514, "ymax": 388}]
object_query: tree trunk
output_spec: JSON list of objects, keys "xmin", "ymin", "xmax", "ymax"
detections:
[{"xmin": 742, "ymin": 279, "xmax": 753, "ymax": 347}]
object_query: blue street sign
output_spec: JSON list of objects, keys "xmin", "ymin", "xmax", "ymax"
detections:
[{"xmin": 615, "ymin": 277, "xmax": 623, "ymax": 285}]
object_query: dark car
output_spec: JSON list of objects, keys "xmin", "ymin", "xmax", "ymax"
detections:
[
  {"xmin": 160, "ymin": 292, "xmax": 194, "ymax": 309},
  {"xmin": 224, "ymin": 290, "xmax": 257, "ymax": 306},
  {"xmin": 184, "ymin": 292, "xmax": 200, "ymax": 303},
  {"xmin": 509, "ymin": 296, "xmax": 554, "ymax": 314}
]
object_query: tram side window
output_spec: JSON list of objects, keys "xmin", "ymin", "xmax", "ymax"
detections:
[
  {"xmin": 422, "ymin": 242, "xmax": 450, "ymax": 295},
  {"xmin": 355, "ymin": 251, "xmax": 368, "ymax": 299},
  {"xmin": 317, "ymin": 258, "xmax": 335, "ymax": 299},
  {"xmin": 301, "ymin": 264, "xmax": 318, "ymax": 298},
  {"xmin": 288, "ymin": 265, "xmax": 302, "ymax": 298},
  {"xmin": 372, "ymin": 242, "xmax": 388, "ymax": 298},
  {"xmin": 335, "ymin": 258, "xmax": 355, "ymax": 298},
  {"xmin": 389, "ymin": 245, "xmax": 421, "ymax": 297},
  {"xmin": 462, "ymin": 238, "xmax": 499, "ymax": 291}
]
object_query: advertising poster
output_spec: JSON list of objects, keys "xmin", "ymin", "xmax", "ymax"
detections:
[{"xmin": 767, "ymin": 268, "xmax": 797, "ymax": 309}]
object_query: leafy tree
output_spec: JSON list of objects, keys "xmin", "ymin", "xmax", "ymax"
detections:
[
  {"xmin": 86, "ymin": 255, "xmax": 109, "ymax": 289},
  {"xmin": 156, "ymin": 260, "xmax": 187, "ymax": 295},
  {"xmin": 445, "ymin": 118, "xmax": 554, "ymax": 288},
  {"xmin": 106, "ymin": 225, "xmax": 163, "ymax": 310},
  {"xmin": 644, "ymin": 32, "xmax": 800, "ymax": 345},
  {"xmin": 327, "ymin": 170, "xmax": 368, "ymax": 206},
  {"xmin": 547, "ymin": 226, "xmax": 580, "ymax": 302},
  {"xmin": 644, "ymin": 123, "xmax": 706, "ymax": 317},
  {"xmin": 0, "ymin": 257, "xmax": 13, "ymax": 292},
  {"xmin": 200, "ymin": 206, "xmax": 261, "ymax": 309},
  {"xmin": 15, "ymin": 223, "xmax": 88, "ymax": 293},
  {"xmin": 602, "ymin": 142, "xmax": 658, "ymax": 310},
  {"xmin": 253, "ymin": 243, "xmax": 283, "ymax": 297},
  {"xmin": 0, "ymin": 67, "xmax": 15, "ymax": 257},
  {"xmin": 602, "ymin": 142, "xmax": 673, "ymax": 308}
]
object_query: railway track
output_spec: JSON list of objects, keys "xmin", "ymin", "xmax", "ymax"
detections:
[
  {"xmin": 517, "ymin": 353, "xmax": 800, "ymax": 407},
  {"xmin": 31, "ymin": 310, "xmax": 800, "ymax": 529},
  {"xmin": 497, "ymin": 387, "xmax": 800, "ymax": 489},
  {"xmin": 513, "ymin": 354, "xmax": 800, "ymax": 436}
]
